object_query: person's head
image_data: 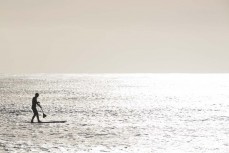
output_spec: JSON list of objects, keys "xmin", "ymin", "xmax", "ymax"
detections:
[{"xmin": 35, "ymin": 93, "xmax": 39, "ymax": 97}]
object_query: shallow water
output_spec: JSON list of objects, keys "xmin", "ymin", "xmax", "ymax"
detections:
[{"xmin": 0, "ymin": 74, "xmax": 229, "ymax": 153}]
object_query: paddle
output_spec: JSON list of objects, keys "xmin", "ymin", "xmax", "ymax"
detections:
[
  {"xmin": 41, "ymin": 107, "xmax": 47, "ymax": 118},
  {"xmin": 38, "ymin": 102, "xmax": 47, "ymax": 118}
]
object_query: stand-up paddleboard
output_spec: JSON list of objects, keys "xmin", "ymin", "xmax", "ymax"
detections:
[{"xmin": 30, "ymin": 121, "xmax": 67, "ymax": 123}]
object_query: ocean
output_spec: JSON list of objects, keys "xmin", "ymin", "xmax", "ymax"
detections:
[{"xmin": 0, "ymin": 74, "xmax": 229, "ymax": 153}]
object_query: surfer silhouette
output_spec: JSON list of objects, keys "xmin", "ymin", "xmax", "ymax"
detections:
[{"xmin": 31, "ymin": 93, "xmax": 42, "ymax": 123}]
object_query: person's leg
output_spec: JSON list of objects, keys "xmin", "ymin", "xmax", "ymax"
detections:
[
  {"xmin": 31, "ymin": 114, "xmax": 35, "ymax": 123},
  {"xmin": 31, "ymin": 109, "xmax": 36, "ymax": 123},
  {"xmin": 36, "ymin": 113, "xmax": 41, "ymax": 122},
  {"xmin": 33, "ymin": 109, "xmax": 41, "ymax": 123}
]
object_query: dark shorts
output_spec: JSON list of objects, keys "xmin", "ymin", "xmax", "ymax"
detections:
[{"xmin": 32, "ymin": 108, "xmax": 38, "ymax": 115}]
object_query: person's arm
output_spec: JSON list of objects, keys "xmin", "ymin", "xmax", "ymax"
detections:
[{"xmin": 37, "ymin": 102, "xmax": 42, "ymax": 108}]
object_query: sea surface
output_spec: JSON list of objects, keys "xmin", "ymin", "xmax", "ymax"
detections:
[{"xmin": 0, "ymin": 74, "xmax": 229, "ymax": 153}]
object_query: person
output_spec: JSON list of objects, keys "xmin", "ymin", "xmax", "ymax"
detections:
[{"xmin": 31, "ymin": 93, "xmax": 42, "ymax": 123}]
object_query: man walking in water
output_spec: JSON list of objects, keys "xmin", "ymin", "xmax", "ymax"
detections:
[{"xmin": 31, "ymin": 93, "xmax": 42, "ymax": 123}]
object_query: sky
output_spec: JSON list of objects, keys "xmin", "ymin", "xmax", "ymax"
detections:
[{"xmin": 0, "ymin": 0, "xmax": 229, "ymax": 73}]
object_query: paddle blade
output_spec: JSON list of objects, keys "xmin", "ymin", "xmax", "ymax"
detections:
[{"xmin": 43, "ymin": 113, "xmax": 47, "ymax": 118}]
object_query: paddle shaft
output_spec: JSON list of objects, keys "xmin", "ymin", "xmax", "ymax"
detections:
[{"xmin": 41, "ymin": 107, "xmax": 44, "ymax": 113}]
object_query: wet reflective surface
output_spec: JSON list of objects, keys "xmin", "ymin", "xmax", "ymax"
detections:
[{"xmin": 0, "ymin": 74, "xmax": 229, "ymax": 152}]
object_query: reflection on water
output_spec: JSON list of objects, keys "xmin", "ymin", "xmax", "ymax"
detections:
[{"xmin": 0, "ymin": 74, "xmax": 229, "ymax": 152}]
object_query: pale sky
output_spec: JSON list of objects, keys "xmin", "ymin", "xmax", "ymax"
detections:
[{"xmin": 0, "ymin": 0, "xmax": 229, "ymax": 73}]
